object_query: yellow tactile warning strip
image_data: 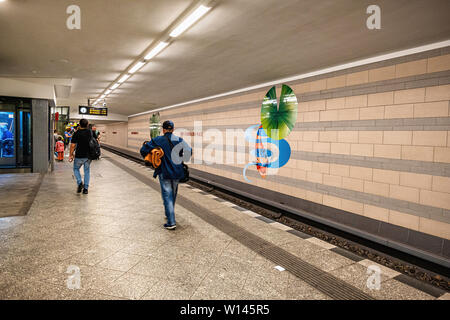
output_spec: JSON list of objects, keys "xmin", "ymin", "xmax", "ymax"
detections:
[{"xmin": 105, "ymin": 156, "xmax": 374, "ymax": 300}]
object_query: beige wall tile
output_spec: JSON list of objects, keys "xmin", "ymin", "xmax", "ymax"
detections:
[
  {"xmin": 432, "ymin": 176, "xmax": 450, "ymax": 193},
  {"xmin": 374, "ymin": 144, "xmax": 403, "ymax": 159},
  {"xmin": 350, "ymin": 143, "xmax": 374, "ymax": 157},
  {"xmin": 395, "ymin": 59, "xmax": 427, "ymax": 78},
  {"xmin": 307, "ymin": 171, "xmax": 323, "ymax": 184},
  {"xmin": 306, "ymin": 190, "xmax": 323, "ymax": 204},
  {"xmin": 346, "ymin": 70, "xmax": 369, "ymax": 86},
  {"xmin": 413, "ymin": 131, "xmax": 447, "ymax": 147},
  {"xmin": 303, "ymin": 131, "xmax": 319, "ymax": 141},
  {"xmin": 303, "ymin": 111, "xmax": 320, "ymax": 122},
  {"xmin": 326, "ymin": 97, "xmax": 345, "ymax": 110},
  {"xmin": 394, "ymin": 88, "xmax": 425, "ymax": 104},
  {"xmin": 425, "ymin": 85, "xmax": 450, "ymax": 102},
  {"xmin": 319, "ymin": 131, "xmax": 338, "ymax": 142},
  {"xmin": 359, "ymin": 131, "xmax": 383, "ymax": 144},
  {"xmin": 292, "ymin": 82, "xmax": 311, "ymax": 94},
  {"xmin": 368, "ymin": 65, "xmax": 396, "ymax": 82},
  {"xmin": 401, "ymin": 145, "xmax": 434, "ymax": 162},
  {"xmin": 308, "ymin": 100, "xmax": 327, "ymax": 111},
  {"xmin": 373, "ymin": 169, "xmax": 400, "ymax": 185},
  {"xmin": 310, "ymin": 79, "xmax": 327, "ymax": 92},
  {"xmin": 360, "ymin": 106, "xmax": 385, "ymax": 120},
  {"xmin": 390, "ymin": 183, "xmax": 420, "ymax": 202},
  {"xmin": 297, "ymin": 159, "xmax": 313, "ymax": 171},
  {"xmin": 413, "ymin": 101, "xmax": 449, "ymax": 118},
  {"xmin": 326, "ymin": 75, "xmax": 346, "ymax": 89},
  {"xmin": 345, "ymin": 95, "xmax": 368, "ymax": 108},
  {"xmin": 298, "ymin": 141, "xmax": 313, "ymax": 152},
  {"xmin": 434, "ymin": 147, "xmax": 450, "ymax": 163},
  {"xmin": 368, "ymin": 92, "xmax": 394, "ymax": 106},
  {"xmin": 364, "ymin": 204, "xmax": 389, "ymax": 222},
  {"xmin": 330, "ymin": 163, "xmax": 350, "ymax": 177},
  {"xmin": 290, "ymin": 131, "xmax": 303, "ymax": 140},
  {"xmin": 420, "ymin": 190, "xmax": 450, "ymax": 210},
  {"xmin": 350, "ymin": 166, "xmax": 373, "ymax": 180},
  {"xmin": 323, "ymin": 195, "xmax": 342, "ymax": 209},
  {"xmin": 291, "ymin": 186, "xmax": 307, "ymax": 199},
  {"xmin": 427, "ymin": 54, "xmax": 450, "ymax": 73},
  {"xmin": 419, "ymin": 218, "xmax": 450, "ymax": 240},
  {"xmin": 312, "ymin": 162, "xmax": 330, "ymax": 174},
  {"xmin": 341, "ymin": 199, "xmax": 364, "ymax": 215},
  {"xmin": 384, "ymin": 104, "xmax": 414, "ymax": 119},
  {"xmin": 298, "ymin": 101, "xmax": 309, "ymax": 112},
  {"xmin": 364, "ymin": 181, "xmax": 390, "ymax": 197},
  {"xmin": 338, "ymin": 108, "xmax": 359, "ymax": 121},
  {"xmin": 313, "ymin": 142, "xmax": 330, "ymax": 153},
  {"xmin": 320, "ymin": 110, "xmax": 339, "ymax": 121},
  {"xmin": 293, "ymin": 168, "xmax": 307, "ymax": 180},
  {"xmin": 389, "ymin": 210, "xmax": 419, "ymax": 231},
  {"xmin": 297, "ymin": 112, "xmax": 304, "ymax": 123},
  {"xmin": 323, "ymin": 174, "xmax": 342, "ymax": 187},
  {"xmin": 342, "ymin": 177, "xmax": 364, "ymax": 192},
  {"xmin": 338, "ymin": 131, "xmax": 359, "ymax": 143},
  {"xmin": 400, "ymin": 172, "xmax": 432, "ymax": 190},
  {"xmin": 383, "ymin": 131, "xmax": 412, "ymax": 145}
]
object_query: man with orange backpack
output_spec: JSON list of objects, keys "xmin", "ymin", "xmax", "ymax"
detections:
[{"xmin": 140, "ymin": 120, "xmax": 191, "ymax": 230}]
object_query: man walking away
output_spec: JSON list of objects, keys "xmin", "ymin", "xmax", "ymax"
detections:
[
  {"xmin": 69, "ymin": 119, "xmax": 92, "ymax": 194},
  {"xmin": 140, "ymin": 120, "xmax": 191, "ymax": 230}
]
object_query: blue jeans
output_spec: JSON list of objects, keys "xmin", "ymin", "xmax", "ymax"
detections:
[
  {"xmin": 73, "ymin": 158, "xmax": 91, "ymax": 189},
  {"xmin": 159, "ymin": 177, "xmax": 179, "ymax": 226}
]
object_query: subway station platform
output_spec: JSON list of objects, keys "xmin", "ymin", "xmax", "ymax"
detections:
[{"xmin": 0, "ymin": 150, "xmax": 448, "ymax": 300}]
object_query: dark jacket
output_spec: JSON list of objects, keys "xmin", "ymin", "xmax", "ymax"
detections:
[{"xmin": 140, "ymin": 132, "xmax": 191, "ymax": 179}]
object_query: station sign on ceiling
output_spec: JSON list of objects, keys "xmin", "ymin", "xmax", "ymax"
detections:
[{"xmin": 79, "ymin": 106, "xmax": 108, "ymax": 116}]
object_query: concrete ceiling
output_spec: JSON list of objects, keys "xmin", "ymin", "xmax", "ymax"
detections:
[{"xmin": 0, "ymin": 0, "xmax": 449, "ymax": 116}]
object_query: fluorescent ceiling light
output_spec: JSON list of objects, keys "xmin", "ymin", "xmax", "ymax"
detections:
[
  {"xmin": 105, "ymin": 89, "xmax": 112, "ymax": 95},
  {"xmin": 144, "ymin": 42, "xmax": 169, "ymax": 60},
  {"xmin": 111, "ymin": 83, "xmax": 120, "ymax": 90},
  {"xmin": 118, "ymin": 74, "xmax": 131, "ymax": 83},
  {"xmin": 129, "ymin": 61, "xmax": 145, "ymax": 74},
  {"xmin": 170, "ymin": 5, "xmax": 211, "ymax": 37},
  {"xmin": 100, "ymin": 95, "xmax": 106, "ymax": 99}
]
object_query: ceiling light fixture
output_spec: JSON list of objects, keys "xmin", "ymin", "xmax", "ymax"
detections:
[
  {"xmin": 129, "ymin": 61, "xmax": 145, "ymax": 74},
  {"xmin": 94, "ymin": 2, "xmax": 213, "ymax": 102},
  {"xmin": 144, "ymin": 41, "xmax": 169, "ymax": 60},
  {"xmin": 118, "ymin": 74, "xmax": 131, "ymax": 83},
  {"xmin": 170, "ymin": 5, "xmax": 211, "ymax": 38}
]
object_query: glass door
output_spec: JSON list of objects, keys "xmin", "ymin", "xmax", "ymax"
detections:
[
  {"xmin": 0, "ymin": 110, "xmax": 16, "ymax": 167},
  {"xmin": 17, "ymin": 109, "xmax": 32, "ymax": 167}
]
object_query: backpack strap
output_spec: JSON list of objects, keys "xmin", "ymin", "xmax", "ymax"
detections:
[{"xmin": 164, "ymin": 134, "xmax": 175, "ymax": 150}]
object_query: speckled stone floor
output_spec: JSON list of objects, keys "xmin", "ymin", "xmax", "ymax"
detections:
[{"xmin": 0, "ymin": 150, "xmax": 442, "ymax": 300}]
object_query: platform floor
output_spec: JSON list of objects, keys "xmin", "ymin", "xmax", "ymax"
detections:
[{"xmin": 0, "ymin": 150, "xmax": 448, "ymax": 300}]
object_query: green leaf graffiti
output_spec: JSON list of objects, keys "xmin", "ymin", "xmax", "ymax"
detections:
[{"xmin": 260, "ymin": 84, "xmax": 298, "ymax": 140}]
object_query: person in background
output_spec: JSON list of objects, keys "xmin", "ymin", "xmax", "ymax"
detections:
[
  {"xmin": 140, "ymin": 120, "xmax": 191, "ymax": 230},
  {"xmin": 64, "ymin": 128, "xmax": 72, "ymax": 150},
  {"xmin": 92, "ymin": 126, "xmax": 100, "ymax": 142},
  {"xmin": 53, "ymin": 130, "xmax": 59, "ymax": 146},
  {"xmin": 69, "ymin": 119, "xmax": 92, "ymax": 194},
  {"xmin": 55, "ymin": 136, "xmax": 65, "ymax": 161}
]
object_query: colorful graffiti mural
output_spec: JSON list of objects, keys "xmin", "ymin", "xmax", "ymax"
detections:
[{"xmin": 243, "ymin": 84, "xmax": 298, "ymax": 182}]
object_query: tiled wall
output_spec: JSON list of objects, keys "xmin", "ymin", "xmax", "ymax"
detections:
[
  {"xmin": 96, "ymin": 122, "xmax": 128, "ymax": 148},
  {"xmin": 123, "ymin": 48, "xmax": 450, "ymax": 242}
]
